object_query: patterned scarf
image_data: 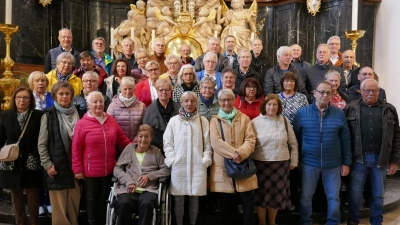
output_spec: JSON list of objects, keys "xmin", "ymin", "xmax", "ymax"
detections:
[
  {"xmin": 179, "ymin": 106, "xmax": 197, "ymax": 120},
  {"xmin": 17, "ymin": 109, "xmax": 29, "ymax": 129},
  {"xmin": 54, "ymin": 102, "xmax": 79, "ymax": 153},
  {"xmin": 56, "ymin": 68, "xmax": 73, "ymax": 82},
  {"xmin": 118, "ymin": 93, "xmax": 137, "ymax": 108}
]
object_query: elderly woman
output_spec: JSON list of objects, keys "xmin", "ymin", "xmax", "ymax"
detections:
[
  {"xmin": 72, "ymin": 91, "xmax": 131, "ymax": 225},
  {"xmin": 172, "ymin": 64, "xmax": 201, "ymax": 104},
  {"xmin": 197, "ymin": 52, "xmax": 223, "ymax": 89},
  {"xmin": 215, "ymin": 68, "xmax": 237, "ymax": 97},
  {"xmin": 102, "ymin": 58, "xmax": 131, "ymax": 100},
  {"xmin": 198, "ymin": 76, "xmax": 220, "ymax": 121},
  {"xmin": 278, "ymin": 71, "xmax": 309, "ymax": 124},
  {"xmin": 209, "ymin": 89, "xmax": 257, "ymax": 225},
  {"xmin": 143, "ymin": 79, "xmax": 179, "ymax": 150},
  {"xmin": 114, "ymin": 124, "xmax": 170, "ymax": 225},
  {"xmin": 0, "ymin": 87, "xmax": 43, "ymax": 225},
  {"xmin": 159, "ymin": 54, "xmax": 182, "ymax": 86},
  {"xmin": 73, "ymin": 71, "xmax": 111, "ymax": 118},
  {"xmin": 46, "ymin": 52, "xmax": 83, "ymax": 96},
  {"xmin": 107, "ymin": 76, "xmax": 147, "ymax": 141},
  {"xmin": 135, "ymin": 61, "xmax": 161, "ymax": 107},
  {"xmin": 234, "ymin": 77, "xmax": 264, "ymax": 120},
  {"xmin": 164, "ymin": 91, "xmax": 212, "ymax": 225},
  {"xmin": 28, "ymin": 71, "xmax": 54, "ymax": 110},
  {"xmin": 325, "ymin": 70, "xmax": 349, "ymax": 109},
  {"xmin": 251, "ymin": 94, "xmax": 298, "ymax": 225},
  {"xmin": 131, "ymin": 48, "xmax": 150, "ymax": 83},
  {"xmin": 38, "ymin": 82, "xmax": 80, "ymax": 225}
]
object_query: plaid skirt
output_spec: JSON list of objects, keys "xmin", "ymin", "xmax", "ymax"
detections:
[{"xmin": 254, "ymin": 160, "xmax": 291, "ymax": 210}]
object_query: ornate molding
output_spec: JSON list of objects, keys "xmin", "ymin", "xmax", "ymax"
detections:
[
  {"xmin": 224, "ymin": 0, "xmax": 381, "ymax": 7},
  {"xmin": 39, "ymin": 0, "xmax": 52, "ymax": 7}
]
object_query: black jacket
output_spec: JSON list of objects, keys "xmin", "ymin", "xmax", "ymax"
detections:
[
  {"xmin": 42, "ymin": 106, "xmax": 76, "ymax": 190},
  {"xmin": 346, "ymin": 84, "xmax": 387, "ymax": 102},
  {"xmin": 194, "ymin": 52, "xmax": 229, "ymax": 73},
  {"xmin": 234, "ymin": 66, "xmax": 261, "ymax": 94},
  {"xmin": 250, "ymin": 50, "xmax": 270, "ymax": 82},
  {"xmin": 344, "ymin": 99, "xmax": 400, "ymax": 167},
  {"xmin": 291, "ymin": 58, "xmax": 311, "ymax": 75},
  {"xmin": 264, "ymin": 63, "xmax": 308, "ymax": 98},
  {"xmin": 344, "ymin": 65, "xmax": 360, "ymax": 89}
]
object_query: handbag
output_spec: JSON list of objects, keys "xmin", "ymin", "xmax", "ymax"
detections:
[
  {"xmin": 218, "ymin": 119, "xmax": 257, "ymax": 179},
  {"xmin": 283, "ymin": 115, "xmax": 292, "ymax": 154},
  {"xmin": 0, "ymin": 111, "xmax": 33, "ymax": 162}
]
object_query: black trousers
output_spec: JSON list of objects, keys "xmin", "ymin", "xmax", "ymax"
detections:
[
  {"xmin": 84, "ymin": 175, "xmax": 113, "ymax": 225},
  {"xmin": 219, "ymin": 191, "xmax": 254, "ymax": 225},
  {"xmin": 115, "ymin": 192, "xmax": 157, "ymax": 225}
]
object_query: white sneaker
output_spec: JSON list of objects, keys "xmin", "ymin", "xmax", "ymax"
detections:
[{"xmin": 47, "ymin": 205, "xmax": 52, "ymax": 213}]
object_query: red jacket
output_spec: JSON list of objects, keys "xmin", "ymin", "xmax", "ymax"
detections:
[
  {"xmin": 72, "ymin": 112, "xmax": 132, "ymax": 177},
  {"xmin": 234, "ymin": 96, "xmax": 264, "ymax": 120},
  {"xmin": 135, "ymin": 79, "xmax": 153, "ymax": 107},
  {"xmin": 74, "ymin": 64, "xmax": 108, "ymax": 89}
]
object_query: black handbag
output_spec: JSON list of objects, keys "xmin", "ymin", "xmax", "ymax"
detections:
[{"xmin": 218, "ymin": 119, "xmax": 257, "ymax": 179}]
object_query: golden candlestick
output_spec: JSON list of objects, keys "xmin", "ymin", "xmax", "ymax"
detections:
[
  {"xmin": 0, "ymin": 24, "xmax": 19, "ymax": 110},
  {"xmin": 345, "ymin": 30, "xmax": 366, "ymax": 67}
]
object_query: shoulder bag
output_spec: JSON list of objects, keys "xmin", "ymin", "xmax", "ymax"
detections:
[
  {"xmin": 283, "ymin": 115, "xmax": 292, "ymax": 154},
  {"xmin": 218, "ymin": 119, "xmax": 256, "ymax": 179},
  {"xmin": 0, "ymin": 111, "xmax": 33, "ymax": 162}
]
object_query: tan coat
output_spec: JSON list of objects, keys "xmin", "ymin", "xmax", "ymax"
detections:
[{"xmin": 209, "ymin": 111, "xmax": 257, "ymax": 193}]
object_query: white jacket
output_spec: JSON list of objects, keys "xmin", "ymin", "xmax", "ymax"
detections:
[
  {"xmin": 163, "ymin": 114, "xmax": 212, "ymax": 196},
  {"xmin": 251, "ymin": 114, "xmax": 299, "ymax": 167}
]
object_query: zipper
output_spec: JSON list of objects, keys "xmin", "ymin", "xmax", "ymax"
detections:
[{"xmin": 102, "ymin": 125, "xmax": 108, "ymax": 176}]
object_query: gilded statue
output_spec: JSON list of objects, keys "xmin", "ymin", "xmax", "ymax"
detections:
[
  {"xmin": 158, "ymin": 6, "xmax": 178, "ymax": 39},
  {"xmin": 146, "ymin": 0, "xmax": 163, "ymax": 38},
  {"xmin": 217, "ymin": 0, "xmax": 257, "ymax": 52}
]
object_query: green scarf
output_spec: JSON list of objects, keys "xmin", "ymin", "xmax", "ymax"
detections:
[{"xmin": 218, "ymin": 108, "xmax": 237, "ymax": 125}]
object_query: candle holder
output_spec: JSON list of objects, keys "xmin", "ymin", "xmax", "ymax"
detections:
[
  {"xmin": 0, "ymin": 24, "xmax": 19, "ymax": 110},
  {"xmin": 345, "ymin": 30, "xmax": 365, "ymax": 67}
]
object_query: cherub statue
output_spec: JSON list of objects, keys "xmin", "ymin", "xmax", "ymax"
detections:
[
  {"xmin": 174, "ymin": 0, "xmax": 181, "ymax": 15},
  {"xmin": 217, "ymin": 0, "xmax": 257, "ymax": 51},
  {"xmin": 146, "ymin": 0, "xmax": 163, "ymax": 39},
  {"xmin": 157, "ymin": 6, "xmax": 177, "ymax": 39},
  {"xmin": 193, "ymin": 8, "xmax": 214, "ymax": 38}
]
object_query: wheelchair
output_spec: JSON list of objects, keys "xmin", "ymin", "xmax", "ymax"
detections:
[{"xmin": 106, "ymin": 176, "xmax": 171, "ymax": 225}]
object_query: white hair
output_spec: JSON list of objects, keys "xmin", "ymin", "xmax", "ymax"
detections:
[
  {"xmin": 86, "ymin": 91, "xmax": 104, "ymax": 104},
  {"xmin": 327, "ymin": 36, "xmax": 341, "ymax": 45},
  {"xmin": 276, "ymin": 46, "xmax": 292, "ymax": 59}
]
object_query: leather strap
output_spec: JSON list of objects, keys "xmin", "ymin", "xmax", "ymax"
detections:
[{"xmin": 17, "ymin": 111, "xmax": 33, "ymax": 143}]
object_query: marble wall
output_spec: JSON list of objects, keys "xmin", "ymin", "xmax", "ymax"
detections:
[{"xmin": 0, "ymin": 0, "xmax": 378, "ymax": 69}]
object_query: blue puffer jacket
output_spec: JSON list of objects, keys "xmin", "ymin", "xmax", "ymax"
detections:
[{"xmin": 293, "ymin": 102, "xmax": 352, "ymax": 168}]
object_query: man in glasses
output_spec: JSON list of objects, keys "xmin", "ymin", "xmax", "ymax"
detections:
[
  {"xmin": 347, "ymin": 66, "xmax": 386, "ymax": 102},
  {"xmin": 293, "ymin": 80, "xmax": 351, "ymax": 225},
  {"xmin": 345, "ymin": 78, "xmax": 400, "ymax": 225}
]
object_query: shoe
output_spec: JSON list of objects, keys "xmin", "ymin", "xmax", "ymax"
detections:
[
  {"xmin": 39, "ymin": 206, "xmax": 46, "ymax": 216},
  {"xmin": 46, "ymin": 205, "xmax": 52, "ymax": 214}
]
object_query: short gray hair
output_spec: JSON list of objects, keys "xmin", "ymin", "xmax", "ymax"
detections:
[
  {"xmin": 122, "ymin": 38, "xmax": 134, "ymax": 46},
  {"xmin": 164, "ymin": 54, "xmax": 182, "ymax": 66},
  {"xmin": 120, "ymin": 76, "xmax": 136, "ymax": 88},
  {"xmin": 317, "ymin": 43, "xmax": 331, "ymax": 54},
  {"xmin": 86, "ymin": 91, "xmax": 104, "ymax": 104},
  {"xmin": 154, "ymin": 77, "xmax": 173, "ymax": 90},
  {"xmin": 238, "ymin": 49, "xmax": 252, "ymax": 60},
  {"xmin": 325, "ymin": 70, "xmax": 341, "ymax": 80},
  {"xmin": 134, "ymin": 48, "xmax": 148, "ymax": 58},
  {"xmin": 58, "ymin": 28, "xmax": 72, "ymax": 36},
  {"xmin": 56, "ymin": 52, "xmax": 76, "ymax": 67},
  {"xmin": 82, "ymin": 71, "xmax": 99, "ymax": 81},
  {"xmin": 360, "ymin": 78, "xmax": 380, "ymax": 90},
  {"xmin": 92, "ymin": 37, "xmax": 105, "ymax": 46},
  {"xmin": 145, "ymin": 61, "xmax": 160, "ymax": 70},
  {"xmin": 180, "ymin": 91, "xmax": 198, "ymax": 104},
  {"xmin": 200, "ymin": 76, "xmax": 216, "ymax": 89},
  {"xmin": 203, "ymin": 52, "xmax": 218, "ymax": 63},
  {"xmin": 176, "ymin": 64, "xmax": 199, "ymax": 86},
  {"xmin": 276, "ymin": 46, "xmax": 292, "ymax": 59},
  {"xmin": 218, "ymin": 89, "xmax": 235, "ymax": 100},
  {"xmin": 28, "ymin": 71, "xmax": 48, "ymax": 89},
  {"xmin": 208, "ymin": 37, "xmax": 221, "ymax": 44},
  {"xmin": 327, "ymin": 36, "xmax": 341, "ymax": 45}
]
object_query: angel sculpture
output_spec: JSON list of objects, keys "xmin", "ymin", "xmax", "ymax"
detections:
[
  {"xmin": 217, "ymin": 0, "xmax": 257, "ymax": 52},
  {"xmin": 157, "ymin": 6, "xmax": 178, "ymax": 39},
  {"xmin": 193, "ymin": 8, "xmax": 215, "ymax": 39}
]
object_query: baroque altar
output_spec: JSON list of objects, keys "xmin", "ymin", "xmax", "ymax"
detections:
[{"xmin": 110, "ymin": 0, "xmax": 258, "ymax": 58}]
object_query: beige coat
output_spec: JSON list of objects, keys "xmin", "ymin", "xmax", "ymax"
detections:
[{"xmin": 209, "ymin": 111, "xmax": 258, "ymax": 193}]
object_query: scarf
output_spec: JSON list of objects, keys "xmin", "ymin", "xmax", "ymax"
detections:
[
  {"xmin": 54, "ymin": 102, "xmax": 79, "ymax": 153},
  {"xmin": 218, "ymin": 108, "xmax": 237, "ymax": 125},
  {"xmin": 118, "ymin": 93, "xmax": 137, "ymax": 108},
  {"xmin": 331, "ymin": 92, "xmax": 346, "ymax": 109},
  {"xmin": 181, "ymin": 83, "xmax": 196, "ymax": 92},
  {"xmin": 17, "ymin": 109, "xmax": 29, "ymax": 129},
  {"xmin": 179, "ymin": 106, "xmax": 197, "ymax": 120},
  {"xmin": 157, "ymin": 99, "xmax": 175, "ymax": 124},
  {"xmin": 56, "ymin": 68, "xmax": 73, "ymax": 82},
  {"xmin": 200, "ymin": 94, "xmax": 214, "ymax": 108}
]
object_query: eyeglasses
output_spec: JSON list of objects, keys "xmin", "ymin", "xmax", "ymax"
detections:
[
  {"xmin": 168, "ymin": 62, "xmax": 179, "ymax": 66},
  {"xmin": 93, "ymin": 42, "xmax": 104, "ymax": 46},
  {"xmin": 16, "ymin": 96, "xmax": 30, "ymax": 101},
  {"xmin": 315, "ymin": 90, "xmax": 332, "ymax": 96},
  {"xmin": 183, "ymin": 73, "xmax": 194, "ymax": 76},
  {"xmin": 219, "ymin": 98, "xmax": 233, "ymax": 103},
  {"xmin": 359, "ymin": 72, "xmax": 373, "ymax": 76},
  {"xmin": 361, "ymin": 89, "xmax": 379, "ymax": 94},
  {"xmin": 158, "ymin": 89, "xmax": 171, "ymax": 93},
  {"xmin": 147, "ymin": 68, "xmax": 159, "ymax": 73},
  {"xmin": 204, "ymin": 60, "xmax": 216, "ymax": 64},
  {"xmin": 83, "ymin": 80, "xmax": 97, "ymax": 83},
  {"xmin": 59, "ymin": 36, "xmax": 72, "ymax": 40},
  {"xmin": 180, "ymin": 49, "xmax": 191, "ymax": 52},
  {"xmin": 201, "ymin": 87, "xmax": 214, "ymax": 90},
  {"xmin": 60, "ymin": 61, "xmax": 73, "ymax": 66},
  {"xmin": 246, "ymin": 86, "xmax": 256, "ymax": 90}
]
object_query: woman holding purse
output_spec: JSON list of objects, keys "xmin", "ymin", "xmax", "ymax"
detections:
[{"xmin": 0, "ymin": 87, "xmax": 44, "ymax": 225}]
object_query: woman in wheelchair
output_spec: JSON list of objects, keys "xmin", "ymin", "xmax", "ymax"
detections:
[{"xmin": 113, "ymin": 124, "xmax": 171, "ymax": 225}]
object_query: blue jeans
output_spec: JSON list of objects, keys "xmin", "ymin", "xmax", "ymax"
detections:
[
  {"xmin": 347, "ymin": 153, "xmax": 386, "ymax": 225},
  {"xmin": 299, "ymin": 164, "xmax": 341, "ymax": 225}
]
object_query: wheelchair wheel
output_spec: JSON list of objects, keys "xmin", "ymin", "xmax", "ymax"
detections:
[{"xmin": 160, "ymin": 187, "xmax": 171, "ymax": 225}]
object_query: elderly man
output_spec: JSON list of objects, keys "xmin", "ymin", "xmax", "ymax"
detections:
[
  {"xmin": 180, "ymin": 44, "xmax": 195, "ymax": 66},
  {"xmin": 91, "ymin": 37, "xmax": 113, "ymax": 75},
  {"xmin": 341, "ymin": 50, "xmax": 359, "ymax": 88},
  {"xmin": 344, "ymin": 78, "xmax": 400, "ymax": 225},
  {"xmin": 290, "ymin": 44, "xmax": 311, "ymax": 74},
  {"xmin": 264, "ymin": 46, "xmax": 308, "ymax": 96},
  {"xmin": 303, "ymin": 44, "xmax": 345, "ymax": 100},
  {"xmin": 327, "ymin": 36, "xmax": 342, "ymax": 67},
  {"xmin": 346, "ymin": 66, "xmax": 386, "ymax": 102},
  {"xmin": 234, "ymin": 49, "xmax": 260, "ymax": 93},
  {"xmin": 74, "ymin": 51, "xmax": 108, "ymax": 89},
  {"xmin": 222, "ymin": 35, "xmax": 238, "ymax": 68},
  {"xmin": 149, "ymin": 38, "xmax": 167, "ymax": 74},
  {"xmin": 44, "ymin": 28, "xmax": 80, "ymax": 73},
  {"xmin": 194, "ymin": 37, "xmax": 229, "ymax": 72},
  {"xmin": 119, "ymin": 38, "xmax": 137, "ymax": 69},
  {"xmin": 250, "ymin": 38, "xmax": 269, "ymax": 84},
  {"xmin": 72, "ymin": 71, "xmax": 110, "ymax": 118},
  {"xmin": 46, "ymin": 52, "xmax": 82, "ymax": 96},
  {"xmin": 293, "ymin": 81, "xmax": 351, "ymax": 225}
]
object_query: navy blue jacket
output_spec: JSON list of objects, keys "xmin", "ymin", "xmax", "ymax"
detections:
[{"xmin": 293, "ymin": 102, "xmax": 352, "ymax": 168}]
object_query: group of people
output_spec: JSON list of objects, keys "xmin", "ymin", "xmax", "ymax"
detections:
[{"xmin": 0, "ymin": 27, "xmax": 398, "ymax": 225}]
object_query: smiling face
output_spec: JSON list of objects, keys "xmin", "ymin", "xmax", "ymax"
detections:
[
  {"xmin": 342, "ymin": 50, "xmax": 355, "ymax": 69},
  {"xmin": 222, "ymin": 72, "xmax": 235, "ymax": 89},
  {"xmin": 136, "ymin": 52, "xmax": 148, "ymax": 68},
  {"xmin": 218, "ymin": 94, "xmax": 234, "ymax": 113},
  {"xmin": 120, "ymin": 84, "xmax": 135, "ymax": 98},
  {"xmin": 200, "ymin": 81, "xmax": 215, "ymax": 100},
  {"xmin": 328, "ymin": 38, "xmax": 340, "ymax": 55},
  {"xmin": 157, "ymin": 83, "xmax": 172, "ymax": 102},
  {"xmin": 137, "ymin": 130, "xmax": 152, "ymax": 150},
  {"xmin": 180, "ymin": 44, "xmax": 191, "ymax": 58},
  {"xmin": 116, "ymin": 61, "xmax": 128, "ymax": 77},
  {"xmin": 316, "ymin": 45, "xmax": 330, "ymax": 64},
  {"xmin": 80, "ymin": 57, "xmax": 94, "ymax": 71},
  {"xmin": 58, "ymin": 29, "xmax": 73, "ymax": 49},
  {"xmin": 290, "ymin": 44, "xmax": 302, "ymax": 60},
  {"xmin": 146, "ymin": 63, "xmax": 160, "ymax": 82},
  {"xmin": 88, "ymin": 94, "xmax": 104, "ymax": 116},
  {"xmin": 56, "ymin": 57, "xmax": 74, "ymax": 75},
  {"xmin": 82, "ymin": 74, "xmax": 99, "ymax": 94},
  {"xmin": 278, "ymin": 50, "xmax": 292, "ymax": 66},
  {"xmin": 92, "ymin": 39, "xmax": 105, "ymax": 54},
  {"xmin": 326, "ymin": 74, "xmax": 340, "ymax": 92},
  {"xmin": 283, "ymin": 78, "xmax": 295, "ymax": 92},
  {"xmin": 265, "ymin": 99, "xmax": 278, "ymax": 117}
]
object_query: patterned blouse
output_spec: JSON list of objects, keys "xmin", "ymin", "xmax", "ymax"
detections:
[
  {"xmin": 330, "ymin": 92, "xmax": 346, "ymax": 109},
  {"xmin": 172, "ymin": 84, "xmax": 201, "ymax": 104},
  {"xmin": 278, "ymin": 92, "xmax": 309, "ymax": 124},
  {"xmin": 33, "ymin": 91, "xmax": 48, "ymax": 110}
]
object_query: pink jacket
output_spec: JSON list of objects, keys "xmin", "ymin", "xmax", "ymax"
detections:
[
  {"xmin": 72, "ymin": 112, "xmax": 132, "ymax": 177},
  {"xmin": 135, "ymin": 79, "xmax": 153, "ymax": 107},
  {"xmin": 106, "ymin": 95, "xmax": 147, "ymax": 142}
]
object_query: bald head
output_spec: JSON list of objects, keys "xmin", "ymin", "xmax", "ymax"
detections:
[{"xmin": 342, "ymin": 50, "xmax": 355, "ymax": 70}]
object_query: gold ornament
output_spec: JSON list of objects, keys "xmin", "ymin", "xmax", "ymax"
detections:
[
  {"xmin": 307, "ymin": 0, "xmax": 321, "ymax": 16},
  {"xmin": 39, "ymin": 0, "xmax": 52, "ymax": 7}
]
